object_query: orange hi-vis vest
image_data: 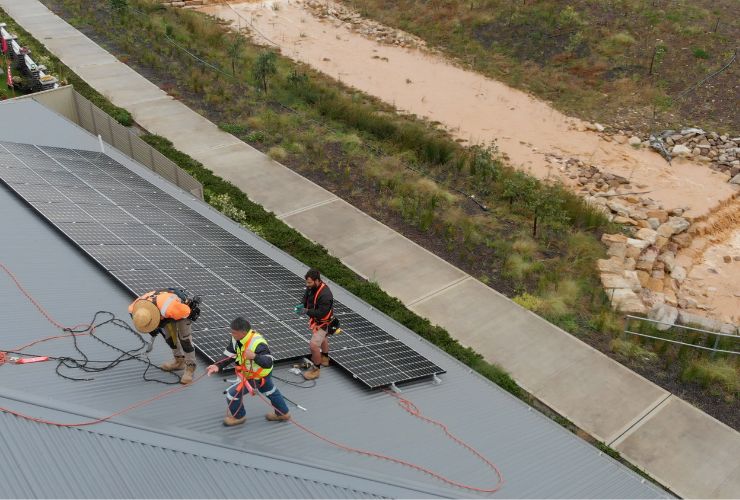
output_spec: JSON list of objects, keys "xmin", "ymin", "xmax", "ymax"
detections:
[
  {"xmin": 308, "ymin": 283, "xmax": 333, "ymax": 333},
  {"xmin": 128, "ymin": 290, "xmax": 191, "ymax": 321}
]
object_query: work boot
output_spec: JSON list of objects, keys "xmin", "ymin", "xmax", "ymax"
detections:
[
  {"xmin": 265, "ymin": 412, "xmax": 291, "ymax": 422},
  {"xmin": 303, "ymin": 366, "xmax": 320, "ymax": 380},
  {"xmin": 321, "ymin": 354, "xmax": 330, "ymax": 367},
  {"xmin": 161, "ymin": 356, "xmax": 185, "ymax": 372},
  {"xmin": 223, "ymin": 414, "xmax": 246, "ymax": 426},
  {"xmin": 180, "ymin": 364, "xmax": 196, "ymax": 385}
]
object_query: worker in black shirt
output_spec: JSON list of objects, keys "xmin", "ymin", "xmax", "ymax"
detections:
[
  {"xmin": 294, "ymin": 268, "xmax": 335, "ymax": 381},
  {"xmin": 206, "ymin": 316, "xmax": 290, "ymax": 426}
]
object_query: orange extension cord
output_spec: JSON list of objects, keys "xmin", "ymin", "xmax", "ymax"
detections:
[{"xmin": 1, "ymin": 261, "xmax": 504, "ymax": 494}]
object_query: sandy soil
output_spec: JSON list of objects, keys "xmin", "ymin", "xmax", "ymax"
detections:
[{"xmin": 199, "ymin": 0, "xmax": 739, "ymax": 322}]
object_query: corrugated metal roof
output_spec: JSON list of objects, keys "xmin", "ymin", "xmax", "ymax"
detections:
[
  {"xmin": 0, "ymin": 409, "xmax": 383, "ymax": 499},
  {"xmin": 0, "ymin": 99, "xmax": 671, "ymax": 498}
]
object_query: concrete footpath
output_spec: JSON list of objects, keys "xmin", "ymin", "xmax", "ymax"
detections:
[{"xmin": 2, "ymin": 1, "xmax": 738, "ymax": 497}]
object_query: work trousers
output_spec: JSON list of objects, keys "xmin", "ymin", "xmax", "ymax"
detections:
[
  {"xmin": 226, "ymin": 374, "xmax": 289, "ymax": 418},
  {"xmin": 163, "ymin": 319, "xmax": 196, "ymax": 367}
]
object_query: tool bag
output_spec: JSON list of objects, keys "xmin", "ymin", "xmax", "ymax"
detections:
[{"xmin": 327, "ymin": 316, "xmax": 341, "ymax": 335}]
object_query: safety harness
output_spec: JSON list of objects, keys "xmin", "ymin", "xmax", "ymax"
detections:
[
  {"xmin": 308, "ymin": 283, "xmax": 334, "ymax": 333},
  {"xmin": 233, "ymin": 330, "xmax": 273, "ymax": 396}
]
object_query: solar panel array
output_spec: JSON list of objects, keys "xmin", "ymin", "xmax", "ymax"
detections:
[{"xmin": 0, "ymin": 141, "xmax": 444, "ymax": 388}]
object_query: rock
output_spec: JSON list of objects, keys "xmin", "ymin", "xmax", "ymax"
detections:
[
  {"xmin": 627, "ymin": 238, "xmax": 650, "ymax": 250},
  {"xmin": 664, "ymin": 289, "xmax": 678, "ymax": 306},
  {"xmin": 610, "ymin": 289, "xmax": 647, "ymax": 314},
  {"xmin": 597, "ymin": 257, "xmax": 624, "ymax": 274},
  {"xmin": 671, "ymin": 265, "xmax": 687, "ymax": 282},
  {"xmin": 648, "ymin": 303, "xmax": 678, "ymax": 331},
  {"xmin": 658, "ymin": 252, "xmax": 676, "ymax": 271},
  {"xmin": 646, "ymin": 276, "xmax": 665, "ymax": 293},
  {"xmin": 594, "ymin": 123, "xmax": 605, "ymax": 132},
  {"xmin": 607, "ymin": 242, "xmax": 627, "ymax": 259},
  {"xmin": 647, "ymin": 217, "xmax": 660, "ymax": 230},
  {"xmin": 635, "ymin": 228, "xmax": 658, "ymax": 244},
  {"xmin": 723, "ymin": 255, "xmax": 732, "ymax": 263},
  {"xmin": 624, "ymin": 257, "xmax": 636, "ymax": 270},
  {"xmin": 652, "ymin": 269, "xmax": 665, "ymax": 279},
  {"xmin": 671, "ymin": 233, "xmax": 692, "ymax": 248},
  {"xmin": 636, "ymin": 247, "xmax": 659, "ymax": 271},
  {"xmin": 628, "ymin": 136, "xmax": 642, "ymax": 147},
  {"xmin": 655, "ymin": 235, "xmax": 669, "ymax": 249},
  {"xmin": 601, "ymin": 273, "xmax": 630, "ymax": 289},
  {"xmin": 623, "ymin": 270, "xmax": 642, "ymax": 292},
  {"xmin": 601, "ymin": 233, "xmax": 628, "ymax": 245},
  {"xmin": 672, "ymin": 144, "xmax": 691, "ymax": 156},
  {"xmin": 614, "ymin": 135, "xmax": 627, "ymax": 144},
  {"xmin": 669, "ymin": 208, "xmax": 684, "ymax": 216},
  {"xmin": 678, "ymin": 311, "xmax": 723, "ymax": 332},
  {"xmin": 646, "ymin": 209, "xmax": 669, "ymax": 223},
  {"xmin": 635, "ymin": 270, "xmax": 650, "ymax": 287},
  {"xmin": 607, "ymin": 200, "xmax": 630, "ymax": 216},
  {"xmin": 667, "ymin": 216, "xmax": 690, "ymax": 234},
  {"xmin": 730, "ymin": 174, "xmax": 740, "ymax": 185},
  {"xmin": 613, "ymin": 216, "xmax": 636, "ymax": 225}
]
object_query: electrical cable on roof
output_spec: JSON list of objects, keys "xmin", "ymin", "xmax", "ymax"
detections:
[{"xmin": 0, "ymin": 262, "xmax": 179, "ymax": 385}]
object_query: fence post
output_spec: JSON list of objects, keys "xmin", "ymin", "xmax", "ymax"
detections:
[
  {"xmin": 90, "ymin": 101, "xmax": 98, "ymax": 136},
  {"xmin": 712, "ymin": 334, "xmax": 720, "ymax": 359}
]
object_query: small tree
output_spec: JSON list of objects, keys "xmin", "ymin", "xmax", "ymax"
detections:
[
  {"xmin": 109, "ymin": 0, "xmax": 128, "ymax": 20},
  {"xmin": 502, "ymin": 170, "xmax": 535, "ymax": 209},
  {"xmin": 525, "ymin": 183, "xmax": 570, "ymax": 238},
  {"xmin": 252, "ymin": 51, "xmax": 277, "ymax": 93},
  {"xmin": 226, "ymin": 33, "xmax": 244, "ymax": 76}
]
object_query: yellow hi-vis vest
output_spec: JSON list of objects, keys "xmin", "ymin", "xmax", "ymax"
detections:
[{"xmin": 235, "ymin": 330, "xmax": 272, "ymax": 380}]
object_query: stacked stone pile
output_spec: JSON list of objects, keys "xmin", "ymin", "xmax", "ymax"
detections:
[{"xmin": 304, "ymin": 0, "xmax": 426, "ymax": 49}]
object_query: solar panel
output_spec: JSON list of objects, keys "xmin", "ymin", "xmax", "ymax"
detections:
[
  {"xmin": 225, "ymin": 267, "xmax": 281, "ymax": 293},
  {"xmin": 56, "ymin": 222, "xmax": 124, "ymax": 244},
  {"xmin": 128, "ymin": 244, "xmax": 204, "ymax": 269},
  {"xmin": 81, "ymin": 244, "xmax": 155, "ymax": 271},
  {"xmin": 146, "ymin": 224, "xmax": 212, "ymax": 245},
  {"xmin": 106, "ymin": 224, "xmax": 167, "ymax": 245},
  {"xmin": 163, "ymin": 267, "xmax": 238, "ymax": 297},
  {"xmin": 199, "ymin": 294, "xmax": 276, "ymax": 325},
  {"xmin": 330, "ymin": 342, "xmax": 443, "ymax": 389},
  {"xmin": 178, "ymin": 245, "xmax": 243, "ymax": 269},
  {"xmin": 72, "ymin": 204, "xmax": 137, "ymax": 224},
  {"xmin": 32, "ymin": 203, "xmax": 95, "ymax": 223},
  {"xmin": 1, "ymin": 141, "xmax": 445, "ymax": 388},
  {"xmin": 110, "ymin": 269, "xmax": 179, "ymax": 295},
  {"xmin": 7, "ymin": 183, "xmax": 69, "ymax": 202},
  {"xmin": 244, "ymin": 289, "xmax": 298, "ymax": 320}
]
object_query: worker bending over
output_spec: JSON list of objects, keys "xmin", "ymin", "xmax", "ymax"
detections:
[
  {"xmin": 294, "ymin": 268, "xmax": 337, "ymax": 381},
  {"xmin": 207, "ymin": 316, "xmax": 291, "ymax": 427},
  {"xmin": 129, "ymin": 288, "xmax": 201, "ymax": 384}
]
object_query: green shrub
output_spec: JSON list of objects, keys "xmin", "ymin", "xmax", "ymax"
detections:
[
  {"xmin": 682, "ymin": 359, "xmax": 738, "ymax": 396},
  {"xmin": 611, "ymin": 338, "xmax": 658, "ymax": 363},
  {"xmin": 692, "ymin": 47, "xmax": 710, "ymax": 59}
]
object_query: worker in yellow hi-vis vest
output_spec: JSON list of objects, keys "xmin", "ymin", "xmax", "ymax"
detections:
[{"xmin": 207, "ymin": 316, "xmax": 290, "ymax": 427}]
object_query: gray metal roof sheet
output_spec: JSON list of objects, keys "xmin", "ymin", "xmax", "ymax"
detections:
[{"xmin": 0, "ymin": 98, "xmax": 670, "ymax": 498}]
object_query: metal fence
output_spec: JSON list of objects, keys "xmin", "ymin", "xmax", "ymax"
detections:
[
  {"xmin": 624, "ymin": 315, "xmax": 740, "ymax": 356},
  {"xmin": 70, "ymin": 91, "xmax": 203, "ymax": 199}
]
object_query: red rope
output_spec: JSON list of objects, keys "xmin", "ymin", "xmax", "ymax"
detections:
[
  {"xmin": 0, "ymin": 261, "xmax": 207, "ymax": 426},
  {"xmin": 255, "ymin": 389, "xmax": 505, "ymax": 494},
  {"xmin": 2, "ymin": 261, "xmax": 504, "ymax": 493}
]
